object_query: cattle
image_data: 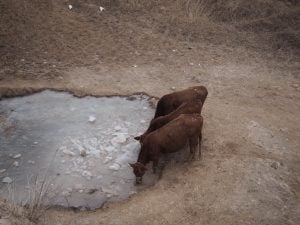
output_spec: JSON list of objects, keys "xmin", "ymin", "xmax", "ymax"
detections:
[
  {"xmin": 134, "ymin": 100, "xmax": 203, "ymax": 143},
  {"xmin": 130, "ymin": 113, "xmax": 203, "ymax": 184},
  {"xmin": 154, "ymin": 86, "xmax": 208, "ymax": 118}
]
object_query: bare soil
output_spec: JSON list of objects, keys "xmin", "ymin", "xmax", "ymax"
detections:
[{"xmin": 0, "ymin": 0, "xmax": 299, "ymax": 225}]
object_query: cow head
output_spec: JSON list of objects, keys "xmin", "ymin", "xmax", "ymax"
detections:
[{"xmin": 129, "ymin": 162, "xmax": 147, "ymax": 184}]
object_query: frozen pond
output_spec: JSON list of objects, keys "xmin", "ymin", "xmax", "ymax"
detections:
[{"xmin": 0, "ymin": 90, "xmax": 156, "ymax": 209}]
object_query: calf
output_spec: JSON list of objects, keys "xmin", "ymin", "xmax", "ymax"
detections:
[
  {"xmin": 134, "ymin": 100, "xmax": 203, "ymax": 143},
  {"xmin": 154, "ymin": 86, "xmax": 208, "ymax": 118},
  {"xmin": 130, "ymin": 113, "xmax": 203, "ymax": 184}
]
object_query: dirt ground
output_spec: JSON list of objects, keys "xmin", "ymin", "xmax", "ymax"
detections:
[{"xmin": 0, "ymin": 0, "xmax": 300, "ymax": 225}]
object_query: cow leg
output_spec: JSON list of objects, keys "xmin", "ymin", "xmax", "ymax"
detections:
[
  {"xmin": 188, "ymin": 137, "xmax": 198, "ymax": 160},
  {"xmin": 198, "ymin": 132, "xmax": 202, "ymax": 160},
  {"xmin": 152, "ymin": 157, "xmax": 159, "ymax": 174}
]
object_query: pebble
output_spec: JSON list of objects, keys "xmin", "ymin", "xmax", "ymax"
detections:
[
  {"xmin": 2, "ymin": 177, "xmax": 12, "ymax": 184},
  {"xmin": 140, "ymin": 120, "xmax": 146, "ymax": 124},
  {"xmin": 80, "ymin": 149, "xmax": 87, "ymax": 157},
  {"xmin": 271, "ymin": 162, "xmax": 279, "ymax": 169},
  {"xmin": 114, "ymin": 125, "xmax": 122, "ymax": 131},
  {"xmin": 13, "ymin": 161, "xmax": 19, "ymax": 167},
  {"xmin": 171, "ymin": 87, "xmax": 176, "ymax": 90},
  {"xmin": 68, "ymin": 5, "xmax": 73, "ymax": 10},
  {"xmin": 28, "ymin": 160, "xmax": 35, "ymax": 164},
  {"xmin": 0, "ymin": 169, "xmax": 6, "ymax": 173}
]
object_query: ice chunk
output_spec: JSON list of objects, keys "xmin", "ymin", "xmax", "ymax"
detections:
[
  {"xmin": 62, "ymin": 149, "xmax": 75, "ymax": 156},
  {"xmin": 104, "ymin": 156, "xmax": 113, "ymax": 164},
  {"xmin": 2, "ymin": 177, "xmax": 12, "ymax": 184},
  {"xmin": 13, "ymin": 154, "xmax": 21, "ymax": 159},
  {"xmin": 88, "ymin": 115, "xmax": 96, "ymax": 123},
  {"xmin": 109, "ymin": 163, "xmax": 120, "ymax": 171},
  {"xmin": 82, "ymin": 170, "xmax": 92, "ymax": 177},
  {"xmin": 114, "ymin": 126, "xmax": 122, "ymax": 131},
  {"xmin": 112, "ymin": 133, "xmax": 127, "ymax": 144}
]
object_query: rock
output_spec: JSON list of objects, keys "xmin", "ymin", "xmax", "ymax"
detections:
[
  {"xmin": 68, "ymin": 5, "xmax": 73, "ymax": 10},
  {"xmin": 13, "ymin": 161, "xmax": 19, "ymax": 167},
  {"xmin": 271, "ymin": 162, "xmax": 279, "ymax": 169},
  {"xmin": 140, "ymin": 120, "xmax": 146, "ymax": 124},
  {"xmin": 143, "ymin": 107, "xmax": 148, "ymax": 110},
  {"xmin": 109, "ymin": 163, "xmax": 120, "ymax": 171},
  {"xmin": 2, "ymin": 177, "xmax": 12, "ymax": 184},
  {"xmin": 189, "ymin": 62, "xmax": 194, "ymax": 66},
  {"xmin": 132, "ymin": 64, "xmax": 137, "ymax": 68},
  {"xmin": 291, "ymin": 83, "xmax": 299, "ymax": 88},
  {"xmin": 99, "ymin": 6, "xmax": 105, "ymax": 12},
  {"xmin": 33, "ymin": 141, "xmax": 38, "ymax": 145},
  {"xmin": 78, "ymin": 189, "xmax": 84, "ymax": 193},
  {"xmin": 80, "ymin": 149, "xmax": 87, "ymax": 157},
  {"xmin": 28, "ymin": 160, "xmax": 35, "ymax": 164},
  {"xmin": 87, "ymin": 188, "xmax": 98, "ymax": 194},
  {"xmin": 88, "ymin": 115, "xmax": 96, "ymax": 123},
  {"xmin": 0, "ymin": 169, "xmax": 6, "ymax": 173},
  {"xmin": 13, "ymin": 154, "xmax": 21, "ymax": 159},
  {"xmin": 171, "ymin": 87, "xmax": 176, "ymax": 90}
]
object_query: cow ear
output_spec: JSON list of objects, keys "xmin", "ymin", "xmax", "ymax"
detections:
[{"xmin": 129, "ymin": 163, "xmax": 136, "ymax": 168}]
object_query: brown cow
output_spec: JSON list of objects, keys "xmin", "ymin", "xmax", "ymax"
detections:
[
  {"xmin": 154, "ymin": 86, "xmax": 208, "ymax": 118},
  {"xmin": 134, "ymin": 100, "xmax": 203, "ymax": 143},
  {"xmin": 130, "ymin": 113, "xmax": 203, "ymax": 184}
]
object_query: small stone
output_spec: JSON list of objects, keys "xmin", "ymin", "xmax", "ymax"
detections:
[
  {"xmin": 68, "ymin": 5, "xmax": 73, "ymax": 10},
  {"xmin": 80, "ymin": 149, "xmax": 87, "ymax": 157},
  {"xmin": 171, "ymin": 87, "xmax": 176, "ymax": 90},
  {"xmin": 271, "ymin": 162, "xmax": 279, "ymax": 169},
  {"xmin": 143, "ymin": 107, "xmax": 148, "ymax": 110},
  {"xmin": 13, "ymin": 154, "xmax": 21, "ymax": 159},
  {"xmin": 33, "ymin": 142, "xmax": 38, "ymax": 145},
  {"xmin": 189, "ymin": 62, "xmax": 194, "ymax": 66},
  {"xmin": 2, "ymin": 177, "xmax": 12, "ymax": 184},
  {"xmin": 78, "ymin": 189, "xmax": 84, "ymax": 193},
  {"xmin": 88, "ymin": 115, "xmax": 96, "ymax": 123},
  {"xmin": 140, "ymin": 120, "xmax": 146, "ymax": 124},
  {"xmin": 87, "ymin": 188, "xmax": 98, "ymax": 194},
  {"xmin": 0, "ymin": 169, "xmax": 6, "ymax": 173},
  {"xmin": 132, "ymin": 64, "xmax": 137, "ymax": 68},
  {"xmin": 13, "ymin": 161, "xmax": 19, "ymax": 167},
  {"xmin": 291, "ymin": 84, "xmax": 299, "ymax": 88},
  {"xmin": 28, "ymin": 160, "xmax": 35, "ymax": 164},
  {"xmin": 99, "ymin": 6, "xmax": 105, "ymax": 12}
]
